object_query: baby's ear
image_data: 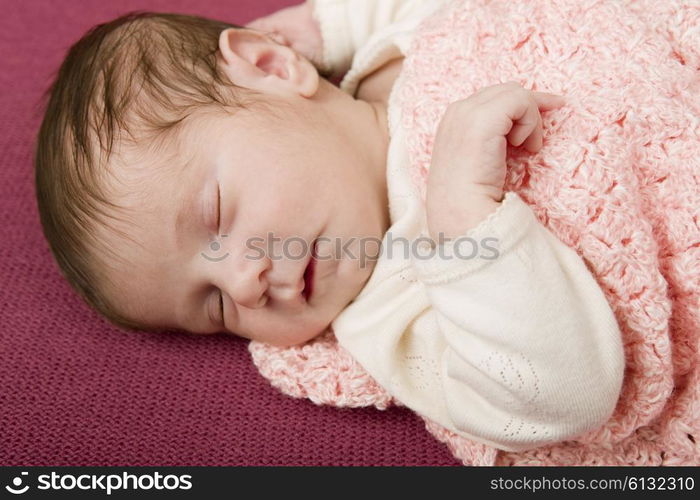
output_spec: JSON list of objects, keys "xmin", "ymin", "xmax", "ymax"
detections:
[{"xmin": 217, "ymin": 28, "xmax": 318, "ymax": 98}]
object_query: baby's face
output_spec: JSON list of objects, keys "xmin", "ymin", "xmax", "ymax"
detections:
[{"xmin": 100, "ymin": 78, "xmax": 390, "ymax": 346}]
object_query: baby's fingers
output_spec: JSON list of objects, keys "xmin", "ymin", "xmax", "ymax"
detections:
[
  {"xmin": 507, "ymin": 96, "xmax": 541, "ymax": 148},
  {"xmin": 521, "ymin": 112, "xmax": 543, "ymax": 153},
  {"xmin": 510, "ymin": 92, "xmax": 563, "ymax": 152},
  {"xmin": 533, "ymin": 91, "xmax": 566, "ymax": 110}
]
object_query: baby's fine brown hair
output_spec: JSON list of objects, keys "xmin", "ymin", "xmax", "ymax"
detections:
[{"xmin": 34, "ymin": 12, "xmax": 261, "ymax": 331}]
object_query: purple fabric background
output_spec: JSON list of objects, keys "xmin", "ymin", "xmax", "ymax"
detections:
[{"xmin": 0, "ymin": 0, "xmax": 459, "ymax": 465}]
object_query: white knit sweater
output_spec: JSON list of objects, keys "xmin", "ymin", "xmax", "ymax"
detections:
[{"xmin": 312, "ymin": 0, "xmax": 626, "ymax": 452}]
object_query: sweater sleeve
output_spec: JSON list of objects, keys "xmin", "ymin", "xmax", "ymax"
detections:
[
  {"xmin": 308, "ymin": 0, "xmax": 443, "ymax": 77},
  {"xmin": 410, "ymin": 192, "xmax": 626, "ymax": 451}
]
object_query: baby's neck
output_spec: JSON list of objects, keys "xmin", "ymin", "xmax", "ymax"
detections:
[
  {"xmin": 354, "ymin": 56, "xmax": 404, "ymax": 168},
  {"xmin": 353, "ymin": 56, "xmax": 404, "ymax": 238}
]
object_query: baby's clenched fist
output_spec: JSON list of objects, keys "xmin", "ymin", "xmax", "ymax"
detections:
[{"xmin": 426, "ymin": 82, "xmax": 565, "ymax": 241}]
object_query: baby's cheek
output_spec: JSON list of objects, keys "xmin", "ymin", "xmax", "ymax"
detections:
[{"xmin": 314, "ymin": 237, "xmax": 338, "ymax": 261}]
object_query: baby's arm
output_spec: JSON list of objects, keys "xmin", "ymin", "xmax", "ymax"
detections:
[
  {"xmin": 412, "ymin": 192, "xmax": 625, "ymax": 451},
  {"xmin": 414, "ymin": 83, "xmax": 625, "ymax": 451}
]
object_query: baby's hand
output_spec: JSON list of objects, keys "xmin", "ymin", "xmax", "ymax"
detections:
[
  {"xmin": 246, "ymin": 2, "xmax": 324, "ymax": 69},
  {"xmin": 426, "ymin": 82, "xmax": 565, "ymax": 241}
]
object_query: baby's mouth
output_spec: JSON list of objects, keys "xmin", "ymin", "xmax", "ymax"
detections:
[{"xmin": 302, "ymin": 240, "xmax": 317, "ymax": 301}]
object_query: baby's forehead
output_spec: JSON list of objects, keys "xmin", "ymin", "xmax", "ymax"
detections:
[
  {"xmin": 102, "ymin": 104, "xmax": 248, "ymax": 214},
  {"xmin": 101, "ymin": 136, "xmax": 191, "ymax": 226},
  {"xmin": 106, "ymin": 109, "xmax": 203, "ymax": 184}
]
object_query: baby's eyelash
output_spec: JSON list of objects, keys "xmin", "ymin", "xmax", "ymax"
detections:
[
  {"xmin": 218, "ymin": 289, "xmax": 225, "ymax": 325},
  {"xmin": 216, "ymin": 184, "xmax": 221, "ymax": 231}
]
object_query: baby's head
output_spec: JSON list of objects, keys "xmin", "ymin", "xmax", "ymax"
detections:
[{"xmin": 35, "ymin": 12, "xmax": 389, "ymax": 346}]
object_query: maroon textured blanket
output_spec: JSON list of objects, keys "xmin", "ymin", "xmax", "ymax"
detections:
[{"xmin": 0, "ymin": 0, "xmax": 459, "ymax": 466}]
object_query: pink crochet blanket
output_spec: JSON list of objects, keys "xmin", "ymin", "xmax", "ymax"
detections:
[{"xmin": 250, "ymin": 0, "xmax": 700, "ymax": 465}]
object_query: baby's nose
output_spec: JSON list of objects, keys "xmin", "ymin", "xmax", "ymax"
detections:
[{"xmin": 226, "ymin": 248, "xmax": 271, "ymax": 309}]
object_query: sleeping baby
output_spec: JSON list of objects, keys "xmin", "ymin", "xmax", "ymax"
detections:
[{"xmin": 34, "ymin": 0, "xmax": 625, "ymax": 452}]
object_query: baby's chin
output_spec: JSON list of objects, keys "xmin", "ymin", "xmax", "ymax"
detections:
[
  {"xmin": 241, "ymin": 302, "xmax": 334, "ymax": 346},
  {"xmin": 251, "ymin": 322, "xmax": 329, "ymax": 347},
  {"xmin": 245, "ymin": 257, "xmax": 378, "ymax": 346}
]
